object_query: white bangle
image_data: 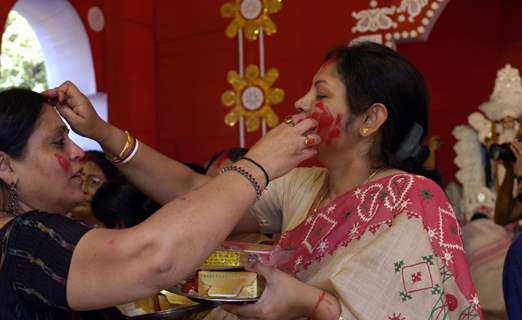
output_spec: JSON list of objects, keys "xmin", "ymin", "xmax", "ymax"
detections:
[{"xmin": 120, "ymin": 139, "xmax": 139, "ymax": 164}]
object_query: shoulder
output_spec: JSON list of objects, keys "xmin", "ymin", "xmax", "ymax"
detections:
[
  {"xmin": 378, "ymin": 173, "xmax": 449, "ymax": 211},
  {"xmin": 13, "ymin": 210, "xmax": 90, "ymax": 228},
  {"xmin": 6, "ymin": 211, "xmax": 91, "ymax": 246},
  {"xmin": 382, "ymin": 172, "xmax": 444, "ymax": 194},
  {"xmin": 261, "ymin": 167, "xmax": 326, "ymax": 207}
]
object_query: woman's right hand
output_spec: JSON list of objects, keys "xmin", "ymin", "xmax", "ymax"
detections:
[
  {"xmin": 245, "ymin": 113, "xmax": 320, "ymax": 181},
  {"xmin": 43, "ymin": 81, "xmax": 109, "ymax": 141}
]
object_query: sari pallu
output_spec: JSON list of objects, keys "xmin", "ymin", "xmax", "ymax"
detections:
[{"xmin": 273, "ymin": 173, "xmax": 482, "ymax": 319}]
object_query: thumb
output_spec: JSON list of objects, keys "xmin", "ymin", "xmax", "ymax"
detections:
[
  {"xmin": 56, "ymin": 104, "xmax": 83, "ymax": 125},
  {"xmin": 245, "ymin": 261, "xmax": 273, "ymax": 278}
]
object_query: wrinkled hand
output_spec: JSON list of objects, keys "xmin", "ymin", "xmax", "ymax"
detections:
[
  {"xmin": 223, "ymin": 262, "xmax": 318, "ymax": 320},
  {"xmin": 245, "ymin": 113, "xmax": 320, "ymax": 181},
  {"xmin": 42, "ymin": 81, "xmax": 108, "ymax": 140}
]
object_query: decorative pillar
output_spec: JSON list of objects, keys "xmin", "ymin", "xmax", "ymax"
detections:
[{"xmin": 220, "ymin": 0, "xmax": 284, "ymax": 147}]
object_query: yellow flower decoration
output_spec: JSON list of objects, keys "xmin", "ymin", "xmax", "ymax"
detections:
[
  {"xmin": 221, "ymin": 0, "xmax": 282, "ymax": 41},
  {"xmin": 222, "ymin": 64, "xmax": 284, "ymax": 132}
]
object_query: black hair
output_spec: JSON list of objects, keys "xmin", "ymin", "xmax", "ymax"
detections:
[
  {"xmin": 205, "ymin": 147, "xmax": 249, "ymax": 172},
  {"xmin": 83, "ymin": 150, "xmax": 121, "ymax": 181},
  {"xmin": 0, "ymin": 88, "xmax": 47, "ymax": 159},
  {"xmin": 325, "ymin": 42, "xmax": 430, "ymax": 173},
  {"xmin": 91, "ymin": 181, "xmax": 157, "ymax": 228}
]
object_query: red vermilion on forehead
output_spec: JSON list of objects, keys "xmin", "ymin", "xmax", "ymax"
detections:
[{"xmin": 55, "ymin": 154, "xmax": 71, "ymax": 172}]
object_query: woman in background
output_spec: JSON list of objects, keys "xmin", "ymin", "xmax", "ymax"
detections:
[{"xmin": 70, "ymin": 150, "xmax": 121, "ymax": 227}]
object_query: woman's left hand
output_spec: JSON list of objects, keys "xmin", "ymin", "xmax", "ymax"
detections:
[{"xmin": 223, "ymin": 262, "xmax": 322, "ymax": 320}]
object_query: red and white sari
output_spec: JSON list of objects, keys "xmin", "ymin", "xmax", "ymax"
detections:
[{"xmin": 211, "ymin": 168, "xmax": 482, "ymax": 319}]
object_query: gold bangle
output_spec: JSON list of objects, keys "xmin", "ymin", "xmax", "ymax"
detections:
[{"xmin": 107, "ymin": 130, "xmax": 132, "ymax": 162}]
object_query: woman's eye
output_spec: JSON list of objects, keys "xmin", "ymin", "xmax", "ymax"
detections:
[
  {"xmin": 316, "ymin": 95, "xmax": 327, "ymax": 100},
  {"xmin": 88, "ymin": 176, "xmax": 102, "ymax": 185},
  {"xmin": 52, "ymin": 138, "xmax": 65, "ymax": 146}
]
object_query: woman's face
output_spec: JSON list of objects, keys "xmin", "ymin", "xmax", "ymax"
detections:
[
  {"xmin": 11, "ymin": 104, "xmax": 85, "ymax": 214},
  {"xmin": 295, "ymin": 61, "xmax": 361, "ymax": 152},
  {"xmin": 72, "ymin": 160, "xmax": 107, "ymax": 217}
]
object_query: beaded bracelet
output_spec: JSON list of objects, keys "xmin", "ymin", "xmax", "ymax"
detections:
[
  {"xmin": 240, "ymin": 156, "xmax": 269, "ymax": 188},
  {"xmin": 220, "ymin": 165, "xmax": 263, "ymax": 199}
]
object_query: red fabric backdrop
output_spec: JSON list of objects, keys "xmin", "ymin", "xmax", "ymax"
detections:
[{"xmin": 2, "ymin": 0, "xmax": 522, "ymax": 185}]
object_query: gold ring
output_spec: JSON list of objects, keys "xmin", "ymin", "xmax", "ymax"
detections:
[
  {"xmin": 284, "ymin": 115, "xmax": 296, "ymax": 127},
  {"xmin": 304, "ymin": 135, "xmax": 315, "ymax": 146}
]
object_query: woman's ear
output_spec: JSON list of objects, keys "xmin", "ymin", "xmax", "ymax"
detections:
[
  {"xmin": 0, "ymin": 152, "xmax": 17, "ymax": 185},
  {"xmin": 359, "ymin": 103, "xmax": 388, "ymax": 137}
]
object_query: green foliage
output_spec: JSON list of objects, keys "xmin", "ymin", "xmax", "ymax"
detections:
[{"xmin": 0, "ymin": 10, "xmax": 48, "ymax": 91}]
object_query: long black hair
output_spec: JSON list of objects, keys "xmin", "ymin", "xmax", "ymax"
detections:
[
  {"xmin": 0, "ymin": 88, "xmax": 47, "ymax": 159},
  {"xmin": 326, "ymin": 42, "xmax": 430, "ymax": 174}
]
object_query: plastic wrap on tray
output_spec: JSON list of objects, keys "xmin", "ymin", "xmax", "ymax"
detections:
[{"xmin": 200, "ymin": 241, "xmax": 273, "ymax": 270}]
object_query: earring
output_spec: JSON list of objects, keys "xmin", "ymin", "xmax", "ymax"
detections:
[
  {"xmin": 7, "ymin": 182, "xmax": 20, "ymax": 217},
  {"xmin": 360, "ymin": 127, "xmax": 369, "ymax": 135}
]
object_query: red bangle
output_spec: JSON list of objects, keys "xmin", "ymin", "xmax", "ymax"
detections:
[{"xmin": 308, "ymin": 290, "xmax": 326, "ymax": 320}]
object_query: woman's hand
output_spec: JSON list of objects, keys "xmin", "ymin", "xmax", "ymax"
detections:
[
  {"xmin": 223, "ymin": 262, "xmax": 338, "ymax": 320},
  {"xmin": 43, "ymin": 81, "xmax": 109, "ymax": 141},
  {"xmin": 245, "ymin": 113, "xmax": 320, "ymax": 182}
]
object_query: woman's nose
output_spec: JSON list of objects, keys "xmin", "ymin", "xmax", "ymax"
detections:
[
  {"xmin": 294, "ymin": 97, "xmax": 310, "ymax": 113},
  {"xmin": 69, "ymin": 141, "xmax": 85, "ymax": 161}
]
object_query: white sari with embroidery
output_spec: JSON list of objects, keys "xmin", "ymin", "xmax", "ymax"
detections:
[{"xmin": 209, "ymin": 167, "xmax": 482, "ymax": 319}]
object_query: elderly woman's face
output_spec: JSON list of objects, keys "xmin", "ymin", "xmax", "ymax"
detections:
[{"xmin": 11, "ymin": 104, "xmax": 85, "ymax": 214}]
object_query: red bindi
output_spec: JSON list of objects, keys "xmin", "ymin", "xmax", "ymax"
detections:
[{"xmin": 55, "ymin": 154, "xmax": 71, "ymax": 172}]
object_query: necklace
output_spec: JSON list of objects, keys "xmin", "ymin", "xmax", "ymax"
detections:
[
  {"xmin": 364, "ymin": 166, "xmax": 386, "ymax": 184},
  {"xmin": 309, "ymin": 167, "xmax": 387, "ymax": 215}
]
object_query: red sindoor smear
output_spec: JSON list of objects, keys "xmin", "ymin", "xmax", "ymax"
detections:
[
  {"xmin": 55, "ymin": 154, "xmax": 71, "ymax": 172},
  {"xmin": 309, "ymin": 102, "xmax": 342, "ymax": 144}
]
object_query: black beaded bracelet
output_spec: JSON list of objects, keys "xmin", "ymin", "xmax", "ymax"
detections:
[
  {"xmin": 220, "ymin": 165, "xmax": 263, "ymax": 199},
  {"xmin": 240, "ymin": 156, "xmax": 270, "ymax": 188}
]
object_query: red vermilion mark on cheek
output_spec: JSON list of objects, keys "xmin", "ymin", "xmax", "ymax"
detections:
[
  {"xmin": 55, "ymin": 154, "xmax": 71, "ymax": 172},
  {"xmin": 309, "ymin": 102, "xmax": 342, "ymax": 144},
  {"xmin": 326, "ymin": 115, "xmax": 342, "ymax": 143}
]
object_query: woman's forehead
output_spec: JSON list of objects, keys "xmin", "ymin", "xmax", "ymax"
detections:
[
  {"xmin": 32, "ymin": 104, "xmax": 68, "ymax": 139},
  {"xmin": 313, "ymin": 62, "xmax": 340, "ymax": 83}
]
